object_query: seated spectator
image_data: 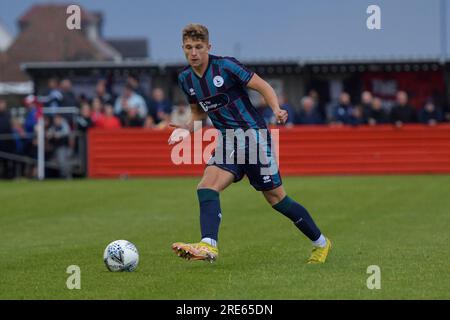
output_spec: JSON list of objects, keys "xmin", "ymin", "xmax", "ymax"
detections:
[
  {"xmin": 46, "ymin": 114, "xmax": 72, "ymax": 179},
  {"xmin": 148, "ymin": 87, "xmax": 172, "ymax": 124},
  {"xmin": 331, "ymin": 92, "xmax": 354, "ymax": 125},
  {"xmin": 169, "ymin": 102, "xmax": 191, "ymax": 128},
  {"xmin": 418, "ymin": 100, "xmax": 444, "ymax": 126},
  {"xmin": 390, "ymin": 91, "xmax": 417, "ymax": 126},
  {"xmin": 366, "ymin": 97, "xmax": 388, "ymax": 125},
  {"xmin": 114, "ymin": 84, "xmax": 147, "ymax": 121},
  {"xmin": 296, "ymin": 96, "xmax": 324, "ymax": 125},
  {"xmin": 96, "ymin": 105, "xmax": 121, "ymax": 129}
]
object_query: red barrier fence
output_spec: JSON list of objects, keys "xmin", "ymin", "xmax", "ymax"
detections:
[{"xmin": 88, "ymin": 125, "xmax": 450, "ymax": 178}]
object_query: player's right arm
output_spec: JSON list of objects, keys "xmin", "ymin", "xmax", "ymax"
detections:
[{"xmin": 168, "ymin": 104, "xmax": 207, "ymax": 145}]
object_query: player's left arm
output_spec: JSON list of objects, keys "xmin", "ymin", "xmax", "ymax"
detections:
[{"xmin": 247, "ymin": 74, "xmax": 288, "ymax": 124}]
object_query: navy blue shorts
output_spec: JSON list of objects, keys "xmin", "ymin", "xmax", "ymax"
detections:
[{"xmin": 206, "ymin": 143, "xmax": 282, "ymax": 192}]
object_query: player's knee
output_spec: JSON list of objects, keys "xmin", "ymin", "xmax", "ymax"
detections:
[
  {"xmin": 266, "ymin": 194, "xmax": 284, "ymax": 206},
  {"xmin": 197, "ymin": 181, "xmax": 218, "ymax": 191},
  {"xmin": 263, "ymin": 188, "xmax": 286, "ymax": 206}
]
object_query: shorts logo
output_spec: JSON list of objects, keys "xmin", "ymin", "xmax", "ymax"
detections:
[
  {"xmin": 213, "ymin": 76, "xmax": 224, "ymax": 87},
  {"xmin": 263, "ymin": 175, "xmax": 271, "ymax": 183}
]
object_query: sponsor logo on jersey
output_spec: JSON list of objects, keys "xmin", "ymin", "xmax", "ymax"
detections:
[{"xmin": 198, "ymin": 93, "xmax": 229, "ymax": 112}]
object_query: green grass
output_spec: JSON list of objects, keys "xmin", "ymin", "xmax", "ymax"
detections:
[{"xmin": 1, "ymin": 176, "xmax": 449, "ymax": 299}]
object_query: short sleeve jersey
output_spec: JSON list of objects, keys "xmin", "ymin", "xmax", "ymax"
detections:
[{"xmin": 178, "ymin": 55, "xmax": 267, "ymax": 132}]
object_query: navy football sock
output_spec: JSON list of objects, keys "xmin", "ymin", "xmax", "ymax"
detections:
[
  {"xmin": 197, "ymin": 189, "xmax": 222, "ymax": 242},
  {"xmin": 272, "ymin": 196, "xmax": 321, "ymax": 241}
]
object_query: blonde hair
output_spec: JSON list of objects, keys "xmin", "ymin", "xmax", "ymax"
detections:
[{"xmin": 182, "ymin": 24, "xmax": 209, "ymax": 43}]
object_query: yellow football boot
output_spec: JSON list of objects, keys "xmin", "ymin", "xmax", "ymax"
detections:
[
  {"xmin": 172, "ymin": 241, "xmax": 218, "ymax": 263},
  {"xmin": 307, "ymin": 238, "xmax": 332, "ymax": 264}
]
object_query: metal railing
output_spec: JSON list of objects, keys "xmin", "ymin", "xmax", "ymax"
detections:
[{"xmin": 0, "ymin": 106, "xmax": 87, "ymax": 179}]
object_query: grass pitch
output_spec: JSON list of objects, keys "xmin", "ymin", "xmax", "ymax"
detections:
[{"xmin": 1, "ymin": 176, "xmax": 449, "ymax": 299}]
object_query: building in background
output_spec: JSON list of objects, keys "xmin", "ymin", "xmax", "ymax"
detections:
[{"xmin": 0, "ymin": 4, "xmax": 148, "ymax": 98}]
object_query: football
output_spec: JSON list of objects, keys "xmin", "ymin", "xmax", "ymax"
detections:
[{"xmin": 103, "ymin": 240, "xmax": 139, "ymax": 272}]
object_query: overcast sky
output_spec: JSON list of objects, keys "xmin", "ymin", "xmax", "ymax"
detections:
[{"xmin": 0, "ymin": 0, "xmax": 449, "ymax": 63}]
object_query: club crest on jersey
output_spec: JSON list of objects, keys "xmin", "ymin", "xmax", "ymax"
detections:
[
  {"xmin": 213, "ymin": 76, "xmax": 224, "ymax": 87},
  {"xmin": 189, "ymin": 88, "xmax": 195, "ymax": 96}
]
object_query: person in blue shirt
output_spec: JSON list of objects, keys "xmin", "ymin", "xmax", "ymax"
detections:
[
  {"xmin": 169, "ymin": 24, "xmax": 331, "ymax": 264},
  {"xmin": 296, "ymin": 96, "xmax": 324, "ymax": 125},
  {"xmin": 331, "ymin": 92, "xmax": 354, "ymax": 125}
]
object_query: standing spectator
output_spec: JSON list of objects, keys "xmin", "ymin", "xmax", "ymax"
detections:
[
  {"xmin": 121, "ymin": 79, "xmax": 148, "ymax": 127},
  {"xmin": 23, "ymin": 95, "xmax": 38, "ymax": 136},
  {"xmin": 76, "ymin": 103, "xmax": 93, "ymax": 132},
  {"xmin": 360, "ymin": 91, "xmax": 373, "ymax": 121},
  {"xmin": 11, "ymin": 118, "xmax": 27, "ymax": 178},
  {"xmin": 331, "ymin": 92, "xmax": 354, "ymax": 125},
  {"xmin": 40, "ymin": 78, "xmax": 63, "ymax": 108},
  {"xmin": 390, "ymin": 91, "xmax": 417, "ymax": 126},
  {"xmin": 46, "ymin": 114, "xmax": 72, "ymax": 179},
  {"xmin": 114, "ymin": 84, "xmax": 147, "ymax": 121},
  {"xmin": 308, "ymin": 89, "xmax": 326, "ymax": 120},
  {"xmin": 127, "ymin": 74, "xmax": 148, "ymax": 101},
  {"xmin": 76, "ymin": 104, "xmax": 93, "ymax": 177},
  {"xmin": 94, "ymin": 79, "xmax": 115, "ymax": 106},
  {"xmin": 366, "ymin": 97, "xmax": 388, "ymax": 125},
  {"xmin": 148, "ymin": 87, "xmax": 172, "ymax": 124},
  {"xmin": 418, "ymin": 100, "xmax": 444, "ymax": 126},
  {"xmin": 0, "ymin": 99, "xmax": 13, "ymax": 178},
  {"xmin": 90, "ymin": 97, "xmax": 104, "ymax": 126},
  {"xmin": 60, "ymin": 79, "xmax": 78, "ymax": 108},
  {"xmin": 296, "ymin": 96, "xmax": 324, "ymax": 125},
  {"xmin": 22, "ymin": 95, "xmax": 42, "ymax": 178}
]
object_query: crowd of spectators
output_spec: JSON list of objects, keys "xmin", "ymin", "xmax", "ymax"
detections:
[
  {"xmin": 0, "ymin": 75, "xmax": 449, "ymax": 179},
  {"xmin": 257, "ymin": 89, "xmax": 447, "ymax": 128}
]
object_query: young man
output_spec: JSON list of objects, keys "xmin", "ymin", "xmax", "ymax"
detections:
[{"xmin": 169, "ymin": 24, "xmax": 331, "ymax": 264}]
